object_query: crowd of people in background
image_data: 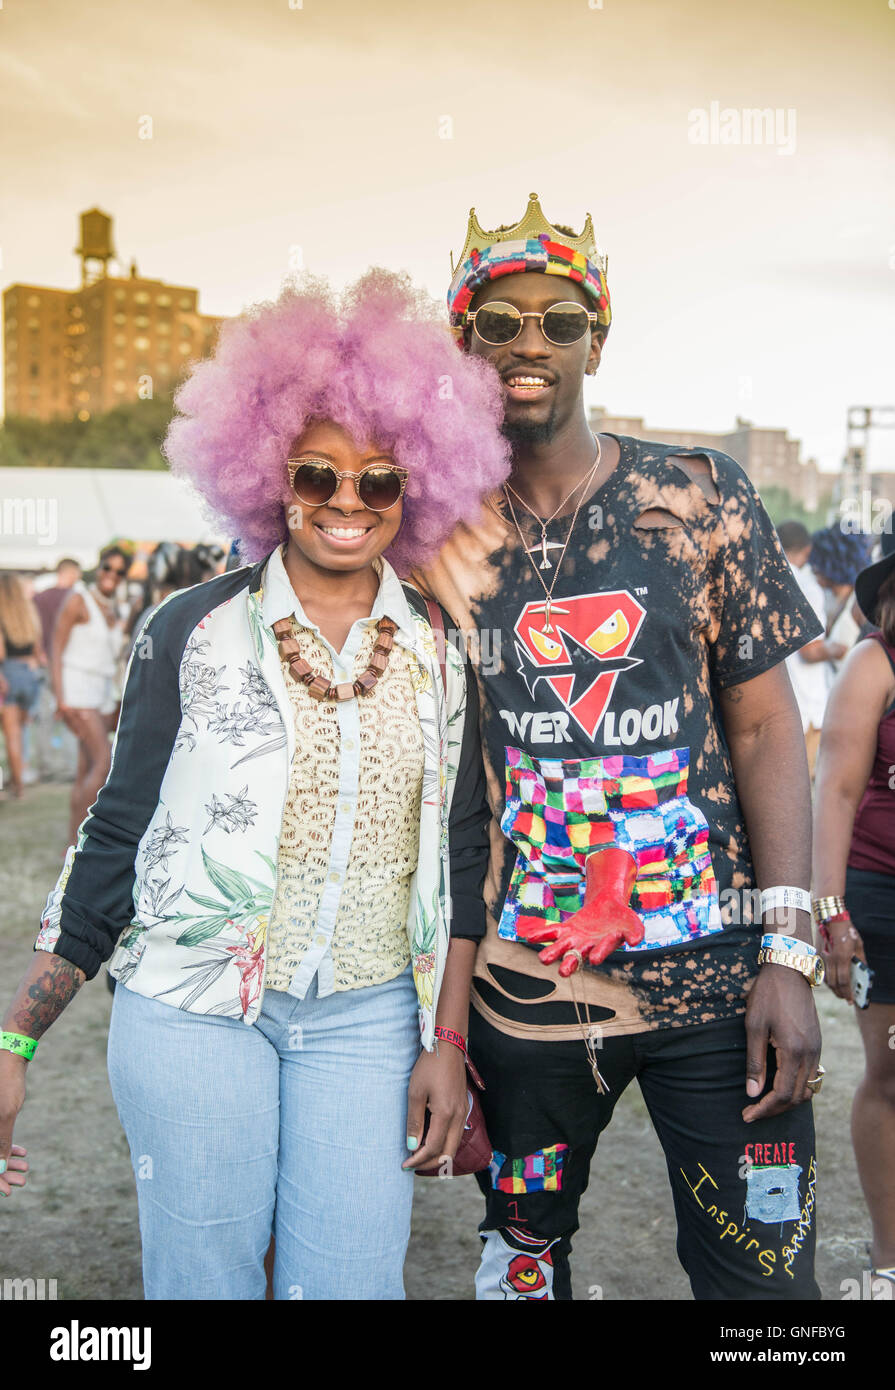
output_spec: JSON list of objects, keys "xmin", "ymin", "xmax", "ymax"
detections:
[
  {"xmin": 778, "ymin": 522, "xmax": 874, "ymax": 776},
  {"xmin": 0, "ymin": 540, "xmax": 227, "ymax": 825}
]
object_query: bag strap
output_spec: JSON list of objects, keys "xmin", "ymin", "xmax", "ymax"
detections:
[{"xmin": 425, "ymin": 598, "xmax": 448, "ymax": 694}]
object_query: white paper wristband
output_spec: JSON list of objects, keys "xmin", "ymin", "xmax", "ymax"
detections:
[{"xmin": 760, "ymin": 886, "xmax": 812, "ymax": 916}]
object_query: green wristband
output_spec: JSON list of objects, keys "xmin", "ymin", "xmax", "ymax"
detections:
[{"xmin": 0, "ymin": 1031, "xmax": 38, "ymax": 1061}]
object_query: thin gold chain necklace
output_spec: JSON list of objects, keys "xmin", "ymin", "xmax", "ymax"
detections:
[
  {"xmin": 569, "ymin": 964, "xmax": 610, "ymax": 1093},
  {"xmin": 503, "ymin": 434, "xmax": 602, "ymax": 632}
]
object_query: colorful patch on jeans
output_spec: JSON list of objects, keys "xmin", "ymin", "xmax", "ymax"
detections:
[
  {"xmin": 498, "ymin": 746, "xmax": 721, "ymax": 950},
  {"xmin": 745, "ymin": 1163, "xmax": 803, "ymax": 1225},
  {"xmin": 477, "ymin": 1229, "xmax": 558, "ymax": 1301},
  {"xmin": 489, "ymin": 1143, "xmax": 568, "ymax": 1194}
]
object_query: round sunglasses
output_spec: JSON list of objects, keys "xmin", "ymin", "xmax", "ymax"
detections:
[
  {"xmin": 466, "ymin": 300, "xmax": 600, "ymax": 347},
  {"xmin": 287, "ymin": 459, "xmax": 408, "ymax": 513}
]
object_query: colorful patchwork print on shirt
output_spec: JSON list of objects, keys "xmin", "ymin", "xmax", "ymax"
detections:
[{"xmin": 498, "ymin": 745, "xmax": 721, "ymax": 951}]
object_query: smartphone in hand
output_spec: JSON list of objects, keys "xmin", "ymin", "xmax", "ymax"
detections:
[{"xmin": 850, "ymin": 957, "xmax": 875, "ymax": 1009}]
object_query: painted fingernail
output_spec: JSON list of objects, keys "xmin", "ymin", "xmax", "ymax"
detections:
[
  {"xmin": 406, "ymin": 1137, "xmax": 418, "ymax": 1151},
  {"xmin": 0, "ymin": 1160, "xmax": 7, "ymax": 1175}
]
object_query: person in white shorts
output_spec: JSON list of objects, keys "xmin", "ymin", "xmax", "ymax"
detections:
[{"xmin": 50, "ymin": 546, "xmax": 128, "ymax": 844}]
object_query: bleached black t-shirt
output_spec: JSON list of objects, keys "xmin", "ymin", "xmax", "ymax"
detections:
[{"xmin": 421, "ymin": 436, "xmax": 822, "ymax": 1037}]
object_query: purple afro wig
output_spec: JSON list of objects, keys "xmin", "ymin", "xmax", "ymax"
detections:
[{"xmin": 163, "ymin": 268, "xmax": 510, "ymax": 574}]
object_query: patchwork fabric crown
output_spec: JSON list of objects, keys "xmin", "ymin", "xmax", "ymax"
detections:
[{"xmin": 447, "ymin": 192, "xmax": 611, "ymax": 344}]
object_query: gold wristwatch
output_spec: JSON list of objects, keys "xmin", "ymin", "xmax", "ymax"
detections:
[{"xmin": 757, "ymin": 947, "xmax": 825, "ymax": 986}]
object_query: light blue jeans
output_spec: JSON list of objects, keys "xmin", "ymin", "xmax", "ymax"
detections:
[{"xmin": 107, "ymin": 965, "xmax": 419, "ymax": 1300}]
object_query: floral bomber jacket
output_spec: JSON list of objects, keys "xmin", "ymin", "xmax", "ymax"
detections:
[{"xmin": 36, "ymin": 553, "xmax": 489, "ymax": 1049}]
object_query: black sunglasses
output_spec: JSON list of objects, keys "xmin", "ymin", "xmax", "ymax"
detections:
[
  {"xmin": 466, "ymin": 300, "xmax": 599, "ymax": 347},
  {"xmin": 287, "ymin": 459, "xmax": 408, "ymax": 513}
]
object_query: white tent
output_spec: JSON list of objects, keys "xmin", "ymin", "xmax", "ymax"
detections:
[{"xmin": 0, "ymin": 466, "xmax": 225, "ymax": 572}]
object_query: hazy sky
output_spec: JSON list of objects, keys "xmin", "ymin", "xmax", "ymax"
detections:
[{"xmin": 1, "ymin": 0, "xmax": 893, "ymax": 474}]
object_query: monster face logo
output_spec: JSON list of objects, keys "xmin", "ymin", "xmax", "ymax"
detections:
[
  {"xmin": 500, "ymin": 1249, "xmax": 555, "ymax": 1300},
  {"xmin": 477, "ymin": 1229, "xmax": 560, "ymax": 1301},
  {"xmin": 513, "ymin": 590, "xmax": 646, "ymax": 739}
]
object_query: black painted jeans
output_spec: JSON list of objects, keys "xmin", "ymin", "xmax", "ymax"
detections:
[{"xmin": 469, "ymin": 1010, "xmax": 820, "ymax": 1301}]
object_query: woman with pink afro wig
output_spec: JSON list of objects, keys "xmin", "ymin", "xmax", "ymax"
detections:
[
  {"xmin": 164, "ymin": 267, "xmax": 509, "ymax": 572},
  {"xmin": 2, "ymin": 265, "xmax": 510, "ymax": 1302}
]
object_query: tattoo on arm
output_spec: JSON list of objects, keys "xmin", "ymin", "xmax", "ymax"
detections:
[{"xmin": 6, "ymin": 955, "xmax": 86, "ymax": 1041}]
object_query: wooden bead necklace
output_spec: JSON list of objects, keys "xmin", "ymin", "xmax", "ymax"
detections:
[{"xmin": 272, "ymin": 615, "xmax": 398, "ymax": 702}]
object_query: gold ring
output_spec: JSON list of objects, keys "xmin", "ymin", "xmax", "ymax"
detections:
[
  {"xmin": 566, "ymin": 948, "xmax": 584, "ymax": 967},
  {"xmin": 806, "ymin": 1064, "xmax": 826, "ymax": 1095}
]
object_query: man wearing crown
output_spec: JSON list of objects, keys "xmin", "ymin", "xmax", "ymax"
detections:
[{"xmin": 417, "ymin": 195, "xmax": 826, "ymax": 1299}]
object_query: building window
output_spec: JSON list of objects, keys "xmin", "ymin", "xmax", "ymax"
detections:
[
  {"xmin": 179, "ymin": 322, "xmax": 193, "ymax": 339},
  {"xmin": 134, "ymin": 291, "xmax": 151, "ymax": 304},
  {"xmin": 114, "ymin": 289, "xmax": 127, "ymax": 302},
  {"xmin": 156, "ymin": 320, "xmax": 171, "ymax": 335},
  {"xmin": 157, "ymin": 340, "xmax": 170, "ymax": 355},
  {"xmin": 29, "ymin": 363, "xmax": 39, "ymax": 377},
  {"xmin": 157, "ymin": 293, "xmax": 172, "ymax": 308},
  {"xmin": 179, "ymin": 295, "xmax": 194, "ymax": 310},
  {"xmin": 70, "ymin": 305, "xmax": 83, "ymax": 319},
  {"xmin": 134, "ymin": 335, "xmax": 150, "ymax": 350},
  {"xmin": 114, "ymin": 313, "xmax": 127, "ymax": 325},
  {"xmin": 114, "ymin": 333, "xmax": 127, "ymax": 347},
  {"xmin": 114, "ymin": 357, "xmax": 127, "ymax": 370},
  {"xmin": 134, "ymin": 315, "xmax": 150, "ymax": 329},
  {"xmin": 5, "ymin": 316, "xmax": 17, "ymax": 331},
  {"xmin": 178, "ymin": 341, "xmax": 192, "ymax": 355},
  {"xmin": 77, "ymin": 409, "xmax": 90, "ymax": 421},
  {"xmin": 27, "ymin": 294, "xmax": 40, "ymax": 308},
  {"xmin": 114, "ymin": 381, "xmax": 127, "ymax": 394},
  {"xmin": 28, "ymin": 317, "xmax": 40, "ymax": 330}
]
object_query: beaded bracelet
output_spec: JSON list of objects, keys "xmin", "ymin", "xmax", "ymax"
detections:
[{"xmin": 0, "ymin": 1031, "xmax": 38, "ymax": 1061}]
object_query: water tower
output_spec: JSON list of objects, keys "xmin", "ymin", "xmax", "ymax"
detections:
[{"xmin": 74, "ymin": 208, "xmax": 116, "ymax": 287}]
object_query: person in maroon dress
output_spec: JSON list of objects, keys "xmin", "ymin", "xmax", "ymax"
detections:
[
  {"xmin": 33, "ymin": 558, "xmax": 82, "ymax": 656},
  {"xmin": 813, "ymin": 528, "xmax": 895, "ymax": 1290}
]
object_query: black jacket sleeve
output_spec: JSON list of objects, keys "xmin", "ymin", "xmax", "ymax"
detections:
[
  {"xmin": 446, "ymin": 634, "xmax": 490, "ymax": 941},
  {"xmin": 39, "ymin": 596, "xmax": 190, "ymax": 978}
]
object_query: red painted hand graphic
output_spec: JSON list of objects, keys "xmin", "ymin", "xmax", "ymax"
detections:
[{"xmin": 524, "ymin": 847, "xmax": 644, "ymax": 976}]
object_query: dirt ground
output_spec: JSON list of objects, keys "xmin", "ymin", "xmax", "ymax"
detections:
[{"xmin": 0, "ymin": 782, "xmax": 875, "ymax": 1301}]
